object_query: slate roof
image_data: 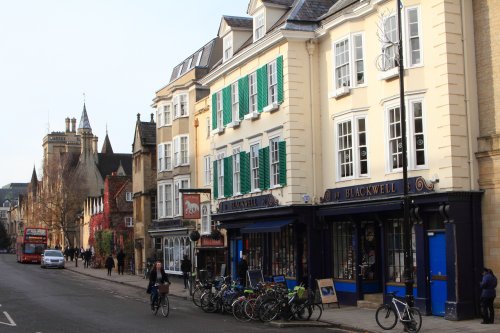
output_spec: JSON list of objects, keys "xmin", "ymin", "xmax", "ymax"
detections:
[
  {"xmin": 101, "ymin": 133, "xmax": 114, "ymax": 154},
  {"xmin": 288, "ymin": 0, "xmax": 337, "ymax": 22},
  {"xmin": 97, "ymin": 153, "xmax": 133, "ymax": 178},
  {"xmin": 0, "ymin": 183, "xmax": 28, "ymax": 205},
  {"xmin": 169, "ymin": 38, "xmax": 219, "ymax": 83},
  {"xmin": 223, "ymin": 16, "xmax": 253, "ymax": 29},
  {"xmin": 263, "ymin": 0, "xmax": 295, "ymax": 6},
  {"xmin": 319, "ymin": 0, "xmax": 359, "ymax": 20},
  {"xmin": 138, "ymin": 121, "xmax": 156, "ymax": 146},
  {"xmin": 78, "ymin": 103, "xmax": 92, "ymax": 130}
]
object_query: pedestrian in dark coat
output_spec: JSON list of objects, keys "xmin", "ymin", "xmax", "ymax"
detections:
[
  {"xmin": 181, "ymin": 255, "xmax": 191, "ymax": 289},
  {"xmin": 117, "ymin": 250, "xmax": 125, "ymax": 275},
  {"xmin": 238, "ymin": 254, "xmax": 248, "ymax": 287},
  {"xmin": 480, "ymin": 268, "xmax": 497, "ymax": 324},
  {"xmin": 105, "ymin": 254, "xmax": 115, "ymax": 276},
  {"xmin": 84, "ymin": 249, "xmax": 91, "ymax": 268}
]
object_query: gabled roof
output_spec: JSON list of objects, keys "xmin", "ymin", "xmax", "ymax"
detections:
[
  {"xmin": 288, "ymin": 0, "xmax": 337, "ymax": 22},
  {"xmin": 0, "ymin": 183, "xmax": 28, "ymax": 205},
  {"xmin": 319, "ymin": 0, "xmax": 359, "ymax": 20},
  {"xmin": 169, "ymin": 38, "xmax": 219, "ymax": 83},
  {"xmin": 133, "ymin": 113, "xmax": 156, "ymax": 148}
]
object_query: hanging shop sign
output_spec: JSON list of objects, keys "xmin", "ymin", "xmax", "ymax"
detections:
[
  {"xmin": 182, "ymin": 193, "xmax": 201, "ymax": 219},
  {"xmin": 218, "ymin": 194, "xmax": 279, "ymax": 213},
  {"xmin": 321, "ymin": 176, "xmax": 434, "ymax": 203}
]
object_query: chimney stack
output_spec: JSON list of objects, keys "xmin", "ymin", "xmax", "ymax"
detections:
[
  {"xmin": 71, "ymin": 118, "xmax": 76, "ymax": 132},
  {"xmin": 65, "ymin": 117, "xmax": 70, "ymax": 132}
]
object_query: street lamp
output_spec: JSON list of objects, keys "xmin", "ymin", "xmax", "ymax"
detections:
[{"xmin": 397, "ymin": 0, "xmax": 413, "ymax": 306}]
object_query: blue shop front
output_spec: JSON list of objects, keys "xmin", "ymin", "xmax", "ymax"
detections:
[
  {"xmin": 212, "ymin": 194, "xmax": 313, "ymax": 289},
  {"xmin": 313, "ymin": 177, "xmax": 483, "ymax": 320}
]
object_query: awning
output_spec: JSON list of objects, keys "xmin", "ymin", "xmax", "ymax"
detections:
[{"xmin": 241, "ymin": 219, "xmax": 293, "ymax": 233}]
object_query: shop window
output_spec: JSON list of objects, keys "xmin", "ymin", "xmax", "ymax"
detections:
[
  {"xmin": 332, "ymin": 222, "xmax": 355, "ymax": 280},
  {"xmin": 360, "ymin": 222, "xmax": 377, "ymax": 280},
  {"xmin": 163, "ymin": 236, "xmax": 190, "ymax": 274},
  {"xmin": 386, "ymin": 218, "xmax": 416, "ymax": 283},
  {"xmin": 247, "ymin": 233, "xmax": 264, "ymax": 271},
  {"xmin": 271, "ymin": 226, "xmax": 295, "ymax": 277}
]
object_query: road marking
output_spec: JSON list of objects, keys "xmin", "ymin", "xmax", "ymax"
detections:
[{"xmin": 0, "ymin": 311, "xmax": 16, "ymax": 326}]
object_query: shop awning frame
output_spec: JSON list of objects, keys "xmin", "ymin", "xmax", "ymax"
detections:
[{"xmin": 240, "ymin": 219, "xmax": 293, "ymax": 233}]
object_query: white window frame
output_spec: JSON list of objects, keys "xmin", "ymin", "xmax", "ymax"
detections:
[
  {"xmin": 405, "ymin": 6, "xmax": 422, "ymax": 67},
  {"xmin": 173, "ymin": 135, "xmax": 189, "ymax": 167},
  {"xmin": 174, "ymin": 177, "xmax": 190, "ymax": 217},
  {"xmin": 125, "ymin": 192, "xmax": 133, "ymax": 202},
  {"xmin": 267, "ymin": 60, "xmax": 278, "ymax": 105},
  {"xmin": 248, "ymin": 72, "xmax": 257, "ymax": 113},
  {"xmin": 125, "ymin": 217, "xmax": 133, "ymax": 227},
  {"xmin": 196, "ymin": 51, "xmax": 203, "ymax": 67},
  {"xmin": 384, "ymin": 96, "xmax": 427, "ymax": 173},
  {"xmin": 334, "ymin": 114, "xmax": 369, "ymax": 181},
  {"xmin": 177, "ymin": 63, "xmax": 183, "ymax": 78},
  {"xmin": 231, "ymin": 82, "xmax": 239, "ymax": 122},
  {"xmin": 165, "ymin": 142, "xmax": 172, "ymax": 171},
  {"xmin": 382, "ymin": 14, "xmax": 398, "ymax": 71},
  {"xmin": 223, "ymin": 34, "xmax": 233, "ymax": 62},
  {"xmin": 216, "ymin": 90, "xmax": 223, "ymax": 129},
  {"xmin": 165, "ymin": 182, "xmax": 173, "ymax": 217},
  {"xmin": 164, "ymin": 103, "xmax": 172, "ymax": 126},
  {"xmin": 157, "ymin": 107, "xmax": 163, "ymax": 128},
  {"xmin": 332, "ymin": 33, "xmax": 365, "ymax": 95},
  {"xmin": 254, "ymin": 11, "xmax": 265, "ymax": 42},
  {"xmin": 269, "ymin": 136, "xmax": 280, "ymax": 188},
  {"xmin": 173, "ymin": 93, "xmax": 188, "ymax": 119},
  {"xmin": 204, "ymin": 155, "xmax": 211, "ymax": 186},
  {"xmin": 216, "ymin": 151, "xmax": 225, "ymax": 199},
  {"xmin": 157, "ymin": 182, "xmax": 173, "ymax": 218},
  {"xmin": 187, "ymin": 57, "xmax": 193, "ymax": 69},
  {"xmin": 157, "ymin": 144, "xmax": 165, "ymax": 172},
  {"xmin": 233, "ymin": 146, "xmax": 241, "ymax": 195},
  {"xmin": 201, "ymin": 203, "xmax": 211, "ymax": 235},
  {"xmin": 249, "ymin": 142, "xmax": 260, "ymax": 192}
]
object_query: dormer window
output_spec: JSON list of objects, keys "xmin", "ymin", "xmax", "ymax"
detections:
[
  {"xmin": 254, "ymin": 12, "xmax": 265, "ymax": 41},
  {"xmin": 223, "ymin": 34, "xmax": 233, "ymax": 61},
  {"xmin": 177, "ymin": 63, "xmax": 184, "ymax": 78}
]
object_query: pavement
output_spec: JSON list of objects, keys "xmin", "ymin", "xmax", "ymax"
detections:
[{"xmin": 65, "ymin": 261, "xmax": 499, "ymax": 333}]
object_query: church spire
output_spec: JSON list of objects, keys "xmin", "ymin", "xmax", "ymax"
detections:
[
  {"xmin": 78, "ymin": 102, "xmax": 92, "ymax": 133},
  {"xmin": 30, "ymin": 165, "xmax": 38, "ymax": 194},
  {"xmin": 101, "ymin": 132, "xmax": 114, "ymax": 154}
]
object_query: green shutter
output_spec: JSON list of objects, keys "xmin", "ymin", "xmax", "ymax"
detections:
[
  {"xmin": 279, "ymin": 141, "xmax": 287, "ymax": 186},
  {"xmin": 259, "ymin": 147, "xmax": 270, "ymax": 190},
  {"xmin": 223, "ymin": 86, "xmax": 232, "ymax": 126},
  {"xmin": 224, "ymin": 156, "xmax": 233, "ymax": 197},
  {"xmin": 277, "ymin": 55, "xmax": 284, "ymax": 104},
  {"xmin": 238, "ymin": 76, "xmax": 249, "ymax": 119},
  {"xmin": 211, "ymin": 93, "xmax": 217, "ymax": 130},
  {"xmin": 257, "ymin": 65, "xmax": 268, "ymax": 113},
  {"xmin": 213, "ymin": 161, "xmax": 218, "ymax": 198},
  {"xmin": 240, "ymin": 152, "xmax": 250, "ymax": 194}
]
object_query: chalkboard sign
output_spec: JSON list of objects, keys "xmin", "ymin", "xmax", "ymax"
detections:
[{"xmin": 247, "ymin": 269, "xmax": 264, "ymax": 288}]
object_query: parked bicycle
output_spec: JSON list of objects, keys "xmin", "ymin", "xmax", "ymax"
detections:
[
  {"xmin": 150, "ymin": 283, "xmax": 170, "ymax": 317},
  {"xmin": 375, "ymin": 291, "xmax": 422, "ymax": 333}
]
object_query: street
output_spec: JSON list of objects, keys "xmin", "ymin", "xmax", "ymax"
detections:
[{"xmin": 0, "ymin": 254, "xmax": 332, "ymax": 333}]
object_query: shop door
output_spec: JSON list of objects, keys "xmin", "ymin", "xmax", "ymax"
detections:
[
  {"xmin": 428, "ymin": 232, "xmax": 447, "ymax": 316},
  {"xmin": 231, "ymin": 239, "xmax": 243, "ymax": 278},
  {"xmin": 360, "ymin": 222, "xmax": 382, "ymax": 294}
]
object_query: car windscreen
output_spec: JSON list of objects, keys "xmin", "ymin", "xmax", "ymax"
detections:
[{"xmin": 44, "ymin": 251, "xmax": 63, "ymax": 257}]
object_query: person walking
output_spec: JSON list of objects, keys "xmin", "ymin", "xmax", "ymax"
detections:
[
  {"xmin": 238, "ymin": 254, "xmax": 249, "ymax": 287},
  {"xmin": 105, "ymin": 254, "xmax": 115, "ymax": 276},
  {"xmin": 84, "ymin": 248, "xmax": 91, "ymax": 268},
  {"xmin": 117, "ymin": 249, "xmax": 125, "ymax": 275},
  {"xmin": 181, "ymin": 255, "xmax": 191, "ymax": 289},
  {"xmin": 480, "ymin": 268, "xmax": 497, "ymax": 324},
  {"xmin": 147, "ymin": 261, "xmax": 170, "ymax": 310}
]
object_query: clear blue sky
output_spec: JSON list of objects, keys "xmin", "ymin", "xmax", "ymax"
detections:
[{"xmin": 0, "ymin": 0, "xmax": 248, "ymax": 187}]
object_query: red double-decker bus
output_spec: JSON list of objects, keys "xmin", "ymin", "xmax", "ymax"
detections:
[{"xmin": 16, "ymin": 227, "xmax": 48, "ymax": 263}]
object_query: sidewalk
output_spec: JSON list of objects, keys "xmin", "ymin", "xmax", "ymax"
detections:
[{"xmin": 66, "ymin": 262, "xmax": 499, "ymax": 332}]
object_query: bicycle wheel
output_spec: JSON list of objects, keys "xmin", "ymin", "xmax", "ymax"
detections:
[
  {"xmin": 244, "ymin": 298, "xmax": 258, "ymax": 320},
  {"xmin": 258, "ymin": 299, "xmax": 281, "ymax": 322},
  {"xmin": 232, "ymin": 298, "xmax": 251, "ymax": 322},
  {"xmin": 375, "ymin": 304, "xmax": 398, "ymax": 330},
  {"xmin": 404, "ymin": 307, "xmax": 422, "ymax": 333},
  {"xmin": 150, "ymin": 294, "xmax": 158, "ymax": 315},
  {"xmin": 308, "ymin": 304, "xmax": 323, "ymax": 321},
  {"xmin": 192, "ymin": 287, "xmax": 204, "ymax": 307},
  {"xmin": 160, "ymin": 294, "xmax": 170, "ymax": 317},
  {"xmin": 291, "ymin": 303, "xmax": 312, "ymax": 321},
  {"xmin": 200, "ymin": 292, "xmax": 218, "ymax": 313}
]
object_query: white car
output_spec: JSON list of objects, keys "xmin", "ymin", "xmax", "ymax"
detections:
[{"xmin": 41, "ymin": 249, "xmax": 65, "ymax": 269}]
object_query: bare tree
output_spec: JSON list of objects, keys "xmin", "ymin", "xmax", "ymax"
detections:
[{"xmin": 38, "ymin": 153, "xmax": 87, "ymax": 247}]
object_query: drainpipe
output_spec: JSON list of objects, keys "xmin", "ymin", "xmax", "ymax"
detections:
[
  {"xmin": 306, "ymin": 40, "xmax": 317, "ymax": 202},
  {"xmin": 460, "ymin": 0, "xmax": 476, "ymax": 191}
]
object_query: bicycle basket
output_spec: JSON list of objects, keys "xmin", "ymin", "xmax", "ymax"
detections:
[
  {"xmin": 294, "ymin": 286, "xmax": 307, "ymax": 300},
  {"xmin": 159, "ymin": 284, "xmax": 170, "ymax": 294}
]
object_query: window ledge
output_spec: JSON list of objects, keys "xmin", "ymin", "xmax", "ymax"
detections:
[
  {"xmin": 250, "ymin": 189, "xmax": 261, "ymax": 194},
  {"xmin": 331, "ymin": 86, "xmax": 351, "ymax": 99},
  {"xmin": 211, "ymin": 127, "xmax": 225, "ymax": 135},
  {"xmin": 226, "ymin": 120, "xmax": 241, "ymax": 128},
  {"xmin": 263, "ymin": 102, "xmax": 279, "ymax": 113},
  {"xmin": 378, "ymin": 67, "xmax": 400, "ymax": 81},
  {"xmin": 270, "ymin": 184, "xmax": 283, "ymax": 190},
  {"xmin": 244, "ymin": 111, "xmax": 260, "ymax": 120}
]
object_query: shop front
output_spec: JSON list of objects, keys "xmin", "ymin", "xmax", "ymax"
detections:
[
  {"xmin": 316, "ymin": 177, "xmax": 483, "ymax": 320},
  {"xmin": 212, "ymin": 194, "xmax": 313, "ymax": 289},
  {"xmin": 196, "ymin": 235, "xmax": 226, "ymax": 279},
  {"xmin": 148, "ymin": 219, "xmax": 194, "ymax": 276}
]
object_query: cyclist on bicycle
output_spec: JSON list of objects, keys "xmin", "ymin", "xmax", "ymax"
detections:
[{"xmin": 147, "ymin": 261, "xmax": 170, "ymax": 310}]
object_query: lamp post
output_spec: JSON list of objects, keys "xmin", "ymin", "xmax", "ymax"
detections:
[{"xmin": 397, "ymin": 0, "xmax": 413, "ymax": 306}]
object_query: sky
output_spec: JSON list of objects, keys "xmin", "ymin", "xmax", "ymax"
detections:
[{"xmin": 0, "ymin": 0, "xmax": 249, "ymax": 187}]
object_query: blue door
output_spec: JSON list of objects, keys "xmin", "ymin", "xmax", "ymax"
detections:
[
  {"xmin": 428, "ymin": 232, "xmax": 447, "ymax": 316},
  {"xmin": 232, "ymin": 239, "xmax": 243, "ymax": 279}
]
